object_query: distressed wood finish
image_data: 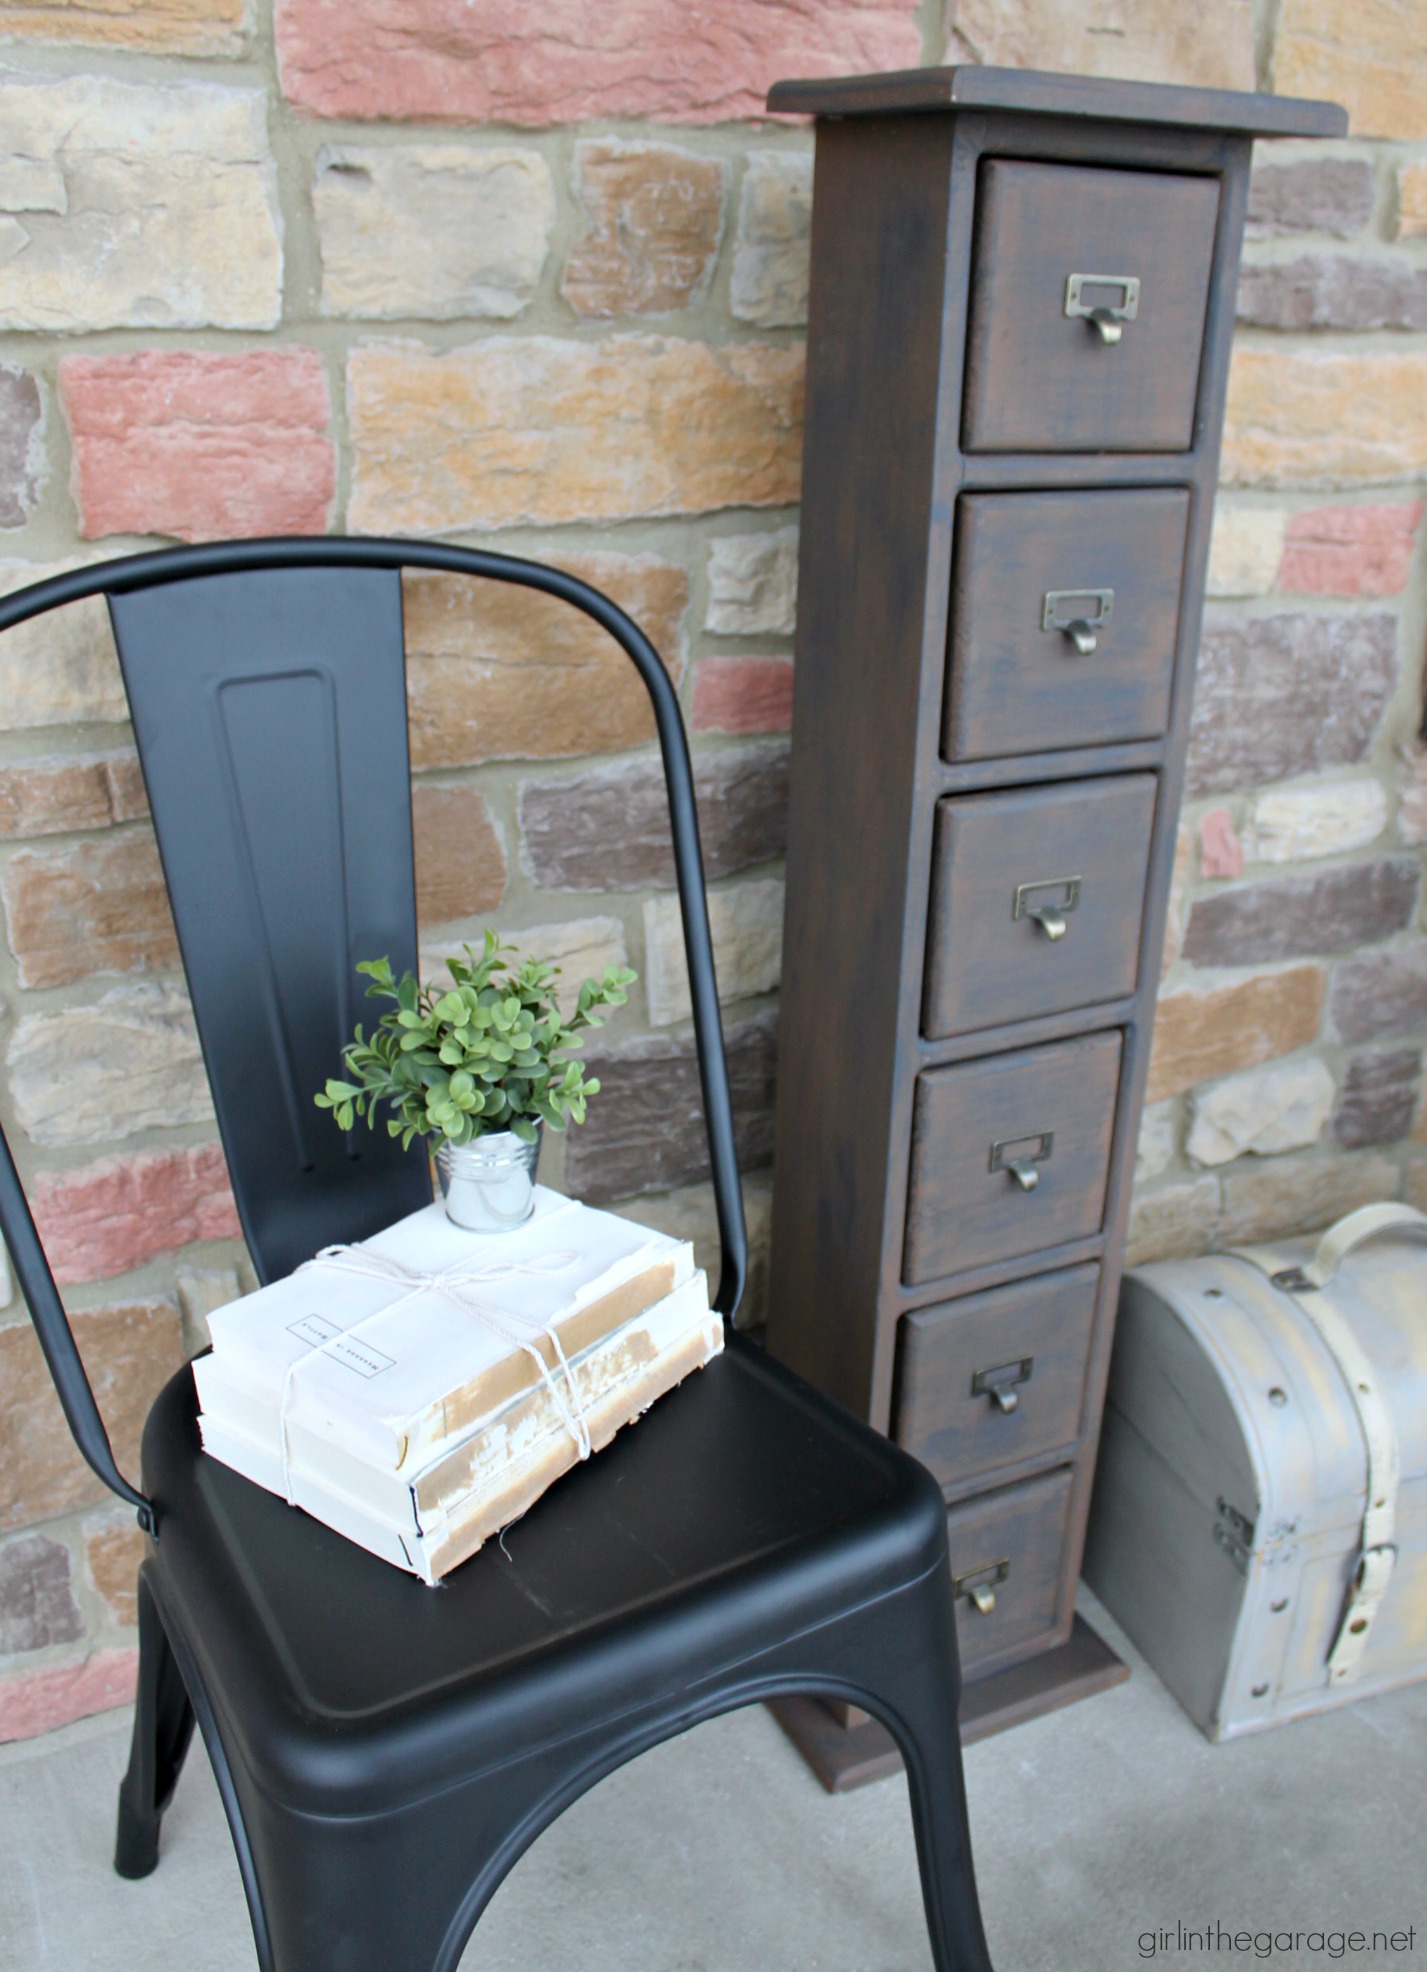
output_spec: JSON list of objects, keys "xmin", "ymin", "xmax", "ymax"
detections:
[
  {"xmin": 905, "ymin": 1032, "xmax": 1122, "ymax": 1283},
  {"xmin": 963, "ymin": 163, "xmax": 1219, "ymax": 454},
  {"xmin": 945, "ymin": 490, "xmax": 1190, "ymax": 760},
  {"xmin": 763, "ymin": 65, "xmax": 1345, "ymax": 1786},
  {"xmin": 894, "ymin": 1265, "xmax": 1100, "ymax": 1491},
  {"xmin": 946, "ymin": 1468, "xmax": 1076, "ymax": 1675},
  {"xmin": 923, "ymin": 774, "xmax": 1158, "ymax": 1037}
]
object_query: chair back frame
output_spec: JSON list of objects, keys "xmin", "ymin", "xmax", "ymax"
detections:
[{"xmin": 0, "ymin": 537, "xmax": 748, "ymax": 1534}]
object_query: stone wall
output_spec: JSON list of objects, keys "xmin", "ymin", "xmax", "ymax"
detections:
[{"xmin": 0, "ymin": 0, "xmax": 1422, "ymax": 1736}]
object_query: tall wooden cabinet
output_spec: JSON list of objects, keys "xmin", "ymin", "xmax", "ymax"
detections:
[{"xmin": 762, "ymin": 67, "xmax": 1344, "ymax": 1789}]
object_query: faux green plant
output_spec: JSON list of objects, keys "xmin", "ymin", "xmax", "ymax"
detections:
[{"xmin": 315, "ymin": 931, "xmax": 636, "ymax": 1151}]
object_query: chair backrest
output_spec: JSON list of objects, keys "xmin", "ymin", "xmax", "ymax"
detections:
[{"xmin": 0, "ymin": 537, "xmax": 747, "ymax": 1527}]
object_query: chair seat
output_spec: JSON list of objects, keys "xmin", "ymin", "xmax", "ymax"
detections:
[{"xmin": 143, "ymin": 1333, "xmax": 949, "ymax": 1817}]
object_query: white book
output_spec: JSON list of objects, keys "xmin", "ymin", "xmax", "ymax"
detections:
[
  {"xmin": 200, "ymin": 1188, "xmax": 693, "ymax": 1474},
  {"xmin": 198, "ymin": 1271, "xmax": 714, "ymax": 1531},
  {"xmin": 199, "ymin": 1285, "xmax": 724, "ymax": 1584}
]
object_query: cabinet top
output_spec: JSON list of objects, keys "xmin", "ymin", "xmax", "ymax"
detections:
[{"xmin": 766, "ymin": 65, "xmax": 1346, "ymax": 139}]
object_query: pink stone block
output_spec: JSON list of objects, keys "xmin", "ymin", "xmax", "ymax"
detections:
[
  {"xmin": 32, "ymin": 1143, "xmax": 241, "ymax": 1286},
  {"xmin": 275, "ymin": 0, "xmax": 921, "ymax": 124},
  {"xmin": 1277, "ymin": 501, "xmax": 1423, "ymax": 597},
  {"xmin": 60, "ymin": 349, "xmax": 335, "ymax": 543},
  {"xmin": 691, "ymin": 656, "xmax": 794, "ymax": 735},
  {"xmin": 0, "ymin": 1647, "xmax": 138, "ymax": 1744},
  {"xmin": 1199, "ymin": 807, "xmax": 1244, "ymax": 879}
]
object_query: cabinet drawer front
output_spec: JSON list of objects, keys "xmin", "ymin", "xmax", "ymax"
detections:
[
  {"xmin": 904, "ymin": 1030, "xmax": 1122, "ymax": 1284},
  {"xmin": 894, "ymin": 1265, "xmax": 1100, "ymax": 1489},
  {"xmin": 944, "ymin": 488, "xmax": 1189, "ymax": 762},
  {"xmin": 962, "ymin": 160, "xmax": 1220, "ymax": 454},
  {"xmin": 924, "ymin": 774, "xmax": 1157, "ymax": 1038},
  {"xmin": 946, "ymin": 1468, "xmax": 1075, "ymax": 1674}
]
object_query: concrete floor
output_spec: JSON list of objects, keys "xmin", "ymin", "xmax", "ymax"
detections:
[{"xmin": 0, "ymin": 1590, "xmax": 1423, "ymax": 1971}]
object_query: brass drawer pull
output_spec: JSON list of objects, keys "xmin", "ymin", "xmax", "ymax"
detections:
[
  {"xmin": 953, "ymin": 1558, "xmax": 1009, "ymax": 1615},
  {"xmin": 1064, "ymin": 271, "xmax": 1140, "ymax": 345},
  {"xmin": 1013, "ymin": 876, "xmax": 1081, "ymax": 942},
  {"xmin": 1043, "ymin": 587, "xmax": 1114, "ymax": 656},
  {"xmin": 972, "ymin": 1357, "xmax": 1034, "ymax": 1415},
  {"xmin": 990, "ymin": 1131, "xmax": 1054, "ymax": 1193}
]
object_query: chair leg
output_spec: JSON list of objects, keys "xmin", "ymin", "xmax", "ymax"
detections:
[{"xmin": 114, "ymin": 1570, "xmax": 196, "ymax": 1880}]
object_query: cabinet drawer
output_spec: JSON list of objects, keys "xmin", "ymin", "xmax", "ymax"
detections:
[
  {"xmin": 923, "ymin": 774, "xmax": 1157, "ymax": 1039},
  {"xmin": 946, "ymin": 1468, "xmax": 1075, "ymax": 1674},
  {"xmin": 904, "ymin": 1030, "xmax": 1121, "ymax": 1285},
  {"xmin": 894, "ymin": 1264, "xmax": 1099, "ymax": 1490},
  {"xmin": 962, "ymin": 160, "xmax": 1219, "ymax": 454},
  {"xmin": 943, "ymin": 488, "xmax": 1189, "ymax": 763}
]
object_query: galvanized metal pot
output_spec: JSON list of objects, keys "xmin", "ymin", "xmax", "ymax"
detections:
[{"xmin": 435, "ymin": 1124, "xmax": 542, "ymax": 1232}]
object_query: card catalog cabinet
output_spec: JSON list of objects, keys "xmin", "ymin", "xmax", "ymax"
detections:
[{"xmin": 762, "ymin": 66, "xmax": 1343, "ymax": 1790}]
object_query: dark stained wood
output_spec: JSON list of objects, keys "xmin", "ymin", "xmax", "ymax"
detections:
[
  {"xmin": 904, "ymin": 1032, "xmax": 1122, "ymax": 1283},
  {"xmin": 946, "ymin": 1467, "xmax": 1076, "ymax": 1675},
  {"xmin": 768, "ymin": 1615, "xmax": 1129, "ymax": 1792},
  {"xmin": 963, "ymin": 164, "xmax": 1219, "ymax": 454},
  {"xmin": 946, "ymin": 491, "xmax": 1190, "ymax": 759},
  {"xmin": 923, "ymin": 775, "xmax": 1157, "ymax": 1037},
  {"xmin": 762, "ymin": 67, "xmax": 1340, "ymax": 1776},
  {"xmin": 893, "ymin": 1265, "xmax": 1100, "ymax": 1489},
  {"xmin": 767, "ymin": 64, "xmax": 1347, "ymax": 140}
]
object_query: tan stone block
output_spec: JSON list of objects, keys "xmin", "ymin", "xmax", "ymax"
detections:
[
  {"xmin": 1244, "ymin": 780, "xmax": 1387, "ymax": 864},
  {"xmin": 705, "ymin": 526, "xmax": 799, "ymax": 637},
  {"xmin": 1186, "ymin": 1055, "xmax": 1336, "ymax": 1167},
  {"xmin": 174, "ymin": 1263, "xmax": 244, "ymax": 1355},
  {"xmin": 609, "ymin": 1167, "xmax": 773, "ymax": 1328},
  {"xmin": 1400, "ymin": 741, "xmax": 1427, "ymax": 846},
  {"xmin": 0, "ymin": 1299, "xmax": 182, "ymax": 1531},
  {"xmin": 421, "ymin": 917, "xmax": 629, "ymax": 1004},
  {"xmin": 0, "ymin": 751, "xmax": 145, "ymax": 840},
  {"xmin": 1135, "ymin": 1101, "xmax": 1177, "ymax": 1184},
  {"xmin": 563, "ymin": 141, "xmax": 723, "ymax": 319},
  {"xmin": 0, "ymin": 561, "xmax": 125, "ymax": 730},
  {"xmin": 82, "ymin": 1510, "xmax": 146, "ymax": 1629},
  {"xmin": 1217, "ymin": 1149, "xmax": 1400, "ymax": 1244},
  {"xmin": 643, "ymin": 875, "xmax": 783, "ymax": 1026},
  {"xmin": 1397, "ymin": 160, "xmax": 1427, "ymax": 240},
  {"xmin": 1406, "ymin": 1158, "xmax": 1427, "ymax": 1208},
  {"xmin": 402, "ymin": 553, "xmax": 686, "ymax": 771},
  {"xmin": 0, "ymin": 0, "xmax": 248, "ymax": 54},
  {"xmin": 411, "ymin": 784, "xmax": 505, "ymax": 928},
  {"xmin": 1, "ymin": 830, "xmax": 179, "ymax": 989},
  {"xmin": 948, "ymin": 0, "xmax": 1254, "ymax": 87},
  {"xmin": 1275, "ymin": 0, "xmax": 1427, "ymax": 141},
  {"xmin": 730, "ymin": 152, "xmax": 813, "ymax": 329},
  {"xmin": 1125, "ymin": 1177, "xmax": 1220, "ymax": 1268},
  {"xmin": 7, "ymin": 981, "xmax": 211, "ymax": 1147},
  {"xmin": 1147, "ymin": 966, "xmax": 1325, "ymax": 1104},
  {"xmin": 1205, "ymin": 505, "xmax": 1288, "ymax": 598},
  {"xmin": 1160, "ymin": 823, "xmax": 1194, "ymax": 970},
  {"xmin": 348, "ymin": 336, "xmax": 803, "ymax": 534},
  {"xmin": 316, "ymin": 145, "xmax": 552, "ymax": 320},
  {"xmin": 0, "ymin": 71, "xmax": 280, "ymax": 332},
  {"xmin": 1222, "ymin": 348, "xmax": 1427, "ymax": 487}
]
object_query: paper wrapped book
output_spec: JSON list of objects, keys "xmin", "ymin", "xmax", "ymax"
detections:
[{"xmin": 194, "ymin": 1188, "xmax": 723, "ymax": 1583}]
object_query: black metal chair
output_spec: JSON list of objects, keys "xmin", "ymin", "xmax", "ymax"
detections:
[{"xmin": 0, "ymin": 540, "xmax": 993, "ymax": 1972}]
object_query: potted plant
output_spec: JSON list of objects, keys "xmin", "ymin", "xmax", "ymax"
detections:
[{"xmin": 316, "ymin": 931, "xmax": 636, "ymax": 1231}]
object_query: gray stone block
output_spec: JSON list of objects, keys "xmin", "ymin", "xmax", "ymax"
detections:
[
  {"xmin": 1330, "ymin": 943, "xmax": 1427, "ymax": 1044},
  {"xmin": 1238, "ymin": 254, "xmax": 1427, "ymax": 331},
  {"xmin": 1186, "ymin": 613, "xmax": 1397, "ymax": 797},
  {"xmin": 520, "ymin": 742, "xmax": 787, "ymax": 891},
  {"xmin": 0, "ymin": 1532, "xmax": 83, "ymax": 1654},
  {"xmin": 1333, "ymin": 1046, "xmax": 1423, "ymax": 1149},
  {"xmin": 1181, "ymin": 859, "xmax": 1420, "ymax": 967},
  {"xmin": 1245, "ymin": 158, "xmax": 1375, "ymax": 238},
  {"xmin": 563, "ymin": 1009, "xmax": 776, "ymax": 1203}
]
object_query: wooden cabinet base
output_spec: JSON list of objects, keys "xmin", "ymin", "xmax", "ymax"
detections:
[{"xmin": 768, "ymin": 1616, "xmax": 1128, "ymax": 1793}]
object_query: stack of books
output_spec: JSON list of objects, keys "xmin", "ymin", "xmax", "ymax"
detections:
[{"xmin": 194, "ymin": 1188, "xmax": 721, "ymax": 1583}]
